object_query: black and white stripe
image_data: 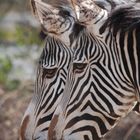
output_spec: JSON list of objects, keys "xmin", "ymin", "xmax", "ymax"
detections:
[
  {"xmin": 49, "ymin": 3, "xmax": 140, "ymax": 140},
  {"xmin": 20, "ymin": 34, "xmax": 73, "ymax": 140},
  {"xmin": 19, "ymin": 0, "xmax": 76, "ymax": 140}
]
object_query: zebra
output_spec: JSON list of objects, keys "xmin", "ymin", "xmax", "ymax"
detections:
[
  {"xmin": 19, "ymin": 0, "xmax": 118, "ymax": 139},
  {"xmin": 19, "ymin": 0, "xmax": 76, "ymax": 140},
  {"xmin": 48, "ymin": 0, "xmax": 140, "ymax": 139},
  {"xmin": 94, "ymin": 0, "xmax": 140, "ymax": 116}
]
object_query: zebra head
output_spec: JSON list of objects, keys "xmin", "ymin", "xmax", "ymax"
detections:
[
  {"xmin": 19, "ymin": 0, "xmax": 76, "ymax": 140},
  {"xmin": 48, "ymin": 2, "xmax": 140, "ymax": 140}
]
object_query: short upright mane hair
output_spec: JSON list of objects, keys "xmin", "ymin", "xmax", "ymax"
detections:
[{"xmin": 100, "ymin": 4, "xmax": 140, "ymax": 34}]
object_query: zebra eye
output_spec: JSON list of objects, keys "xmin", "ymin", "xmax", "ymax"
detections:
[
  {"xmin": 42, "ymin": 67, "xmax": 58, "ymax": 78},
  {"xmin": 73, "ymin": 63, "xmax": 87, "ymax": 73}
]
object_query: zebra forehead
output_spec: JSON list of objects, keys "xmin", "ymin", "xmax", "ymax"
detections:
[{"xmin": 39, "ymin": 37, "xmax": 71, "ymax": 61}]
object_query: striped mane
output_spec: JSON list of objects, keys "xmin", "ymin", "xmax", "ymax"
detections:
[
  {"xmin": 100, "ymin": 4, "xmax": 140, "ymax": 34},
  {"xmin": 69, "ymin": 23, "xmax": 85, "ymax": 44}
]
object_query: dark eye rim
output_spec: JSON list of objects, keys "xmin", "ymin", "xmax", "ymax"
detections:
[
  {"xmin": 73, "ymin": 62, "xmax": 87, "ymax": 73},
  {"xmin": 42, "ymin": 67, "xmax": 58, "ymax": 79}
]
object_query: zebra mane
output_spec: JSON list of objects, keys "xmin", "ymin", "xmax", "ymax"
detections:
[
  {"xmin": 100, "ymin": 4, "xmax": 140, "ymax": 34},
  {"xmin": 69, "ymin": 23, "xmax": 85, "ymax": 44}
]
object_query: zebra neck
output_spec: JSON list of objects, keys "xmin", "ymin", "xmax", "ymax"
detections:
[
  {"xmin": 117, "ymin": 30, "xmax": 140, "ymax": 101},
  {"xmin": 101, "ymin": 28, "xmax": 140, "ymax": 101}
]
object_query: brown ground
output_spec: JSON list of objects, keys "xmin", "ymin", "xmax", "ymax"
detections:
[{"xmin": 0, "ymin": 82, "xmax": 140, "ymax": 140}]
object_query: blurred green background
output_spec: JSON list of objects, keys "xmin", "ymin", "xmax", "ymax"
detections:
[
  {"xmin": 0, "ymin": 0, "xmax": 42, "ymax": 90},
  {"xmin": 0, "ymin": 0, "xmax": 139, "ymax": 140},
  {"xmin": 0, "ymin": 1, "xmax": 43, "ymax": 139}
]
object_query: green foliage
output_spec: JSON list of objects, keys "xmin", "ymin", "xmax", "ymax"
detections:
[
  {"xmin": 0, "ymin": 56, "xmax": 21, "ymax": 90},
  {"xmin": 14, "ymin": 25, "xmax": 42, "ymax": 46},
  {"xmin": 0, "ymin": 25, "xmax": 42, "ymax": 46},
  {"xmin": 0, "ymin": 30, "xmax": 14, "ymax": 42},
  {"xmin": 5, "ymin": 79, "xmax": 20, "ymax": 91},
  {"xmin": 0, "ymin": 56, "xmax": 12, "ymax": 84}
]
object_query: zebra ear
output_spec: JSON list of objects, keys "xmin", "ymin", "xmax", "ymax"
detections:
[
  {"xmin": 30, "ymin": 0, "xmax": 55, "ymax": 25},
  {"xmin": 70, "ymin": 0, "xmax": 102, "ymax": 24},
  {"xmin": 67, "ymin": 0, "xmax": 80, "ymax": 19}
]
